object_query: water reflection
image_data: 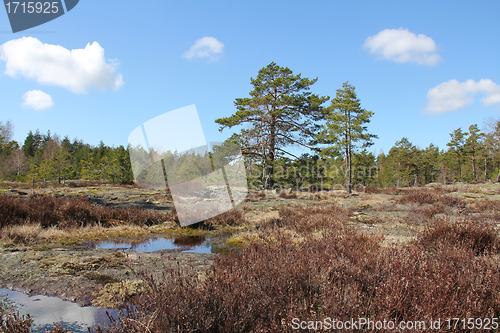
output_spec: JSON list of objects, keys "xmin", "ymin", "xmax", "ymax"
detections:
[
  {"xmin": 173, "ymin": 236, "xmax": 206, "ymax": 247},
  {"xmin": 0, "ymin": 289, "xmax": 118, "ymax": 333},
  {"xmin": 90, "ymin": 235, "xmax": 232, "ymax": 254}
]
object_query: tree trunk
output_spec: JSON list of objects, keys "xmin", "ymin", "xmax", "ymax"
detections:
[
  {"xmin": 397, "ymin": 161, "xmax": 401, "ymax": 187},
  {"xmin": 457, "ymin": 152, "xmax": 462, "ymax": 181},
  {"xmin": 346, "ymin": 146, "xmax": 351, "ymax": 194},
  {"xmin": 407, "ymin": 156, "xmax": 411, "ymax": 186},
  {"xmin": 472, "ymin": 147, "xmax": 476, "ymax": 180},
  {"xmin": 484, "ymin": 156, "xmax": 488, "ymax": 181},
  {"xmin": 266, "ymin": 117, "xmax": 276, "ymax": 189},
  {"xmin": 346, "ymin": 110, "xmax": 352, "ymax": 194}
]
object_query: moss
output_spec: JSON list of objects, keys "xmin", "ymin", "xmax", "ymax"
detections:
[
  {"xmin": 84, "ymin": 272, "xmax": 121, "ymax": 284},
  {"xmin": 92, "ymin": 279, "xmax": 150, "ymax": 308},
  {"xmin": 226, "ymin": 235, "xmax": 250, "ymax": 248}
]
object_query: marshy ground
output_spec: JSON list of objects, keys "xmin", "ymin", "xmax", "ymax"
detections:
[{"xmin": 2, "ymin": 181, "xmax": 500, "ymax": 332}]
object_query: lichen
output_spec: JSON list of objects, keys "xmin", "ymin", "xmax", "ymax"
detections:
[{"xmin": 91, "ymin": 279, "xmax": 150, "ymax": 308}]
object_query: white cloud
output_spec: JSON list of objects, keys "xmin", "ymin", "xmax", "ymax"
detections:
[
  {"xmin": 182, "ymin": 36, "xmax": 224, "ymax": 62},
  {"xmin": 21, "ymin": 90, "xmax": 54, "ymax": 111},
  {"xmin": 363, "ymin": 28, "xmax": 441, "ymax": 66},
  {"xmin": 0, "ymin": 37, "xmax": 124, "ymax": 94},
  {"xmin": 426, "ymin": 79, "xmax": 500, "ymax": 113}
]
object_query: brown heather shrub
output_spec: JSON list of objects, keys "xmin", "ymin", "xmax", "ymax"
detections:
[
  {"xmin": 418, "ymin": 218, "xmax": 500, "ymax": 255},
  {"xmin": 380, "ymin": 187, "xmax": 404, "ymax": 195},
  {"xmin": 431, "ymin": 185, "xmax": 458, "ymax": 193},
  {"xmin": 361, "ymin": 186, "xmax": 382, "ymax": 194},
  {"xmin": 203, "ymin": 209, "xmax": 245, "ymax": 228},
  {"xmin": 414, "ymin": 202, "xmax": 447, "ymax": 219},
  {"xmin": 0, "ymin": 312, "xmax": 33, "ymax": 333},
  {"xmin": 278, "ymin": 190, "xmax": 297, "ymax": 199},
  {"xmin": 260, "ymin": 204, "xmax": 351, "ymax": 233},
  {"xmin": 395, "ymin": 189, "xmax": 465, "ymax": 208},
  {"xmin": 396, "ymin": 189, "xmax": 440, "ymax": 205},
  {"xmin": 67, "ymin": 179, "xmax": 106, "ymax": 188},
  {"xmin": 0, "ymin": 181, "xmax": 34, "ymax": 190},
  {"xmin": 0, "ymin": 195, "xmax": 174, "ymax": 230},
  {"xmin": 473, "ymin": 200, "xmax": 500, "ymax": 212},
  {"xmin": 96, "ymin": 225, "xmax": 500, "ymax": 333},
  {"xmin": 245, "ymin": 191, "xmax": 266, "ymax": 202}
]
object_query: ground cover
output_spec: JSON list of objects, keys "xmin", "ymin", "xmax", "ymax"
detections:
[{"xmin": 1, "ymin": 182, "xmax": 500, "ymax": 332}]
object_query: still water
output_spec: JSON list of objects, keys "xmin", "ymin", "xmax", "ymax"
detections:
[
  {"xmin": 0, "ymin": 288, "xmax": 119, "ymax": 332},
  {"xmin": 90, "ymin": 234, "xmax": 233, "ymax": 254},
  {"xmin": 0, "ymin": 235, "xmax": 233, "ymax": 331}
]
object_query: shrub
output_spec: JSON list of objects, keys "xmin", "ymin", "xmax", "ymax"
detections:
[
  {"xmin": 95, "ymin": 225, "xmax": 500, "ymax": 332},
  {"xmin": 395, "ymin": 189, "xmax": 465, "ymax": 208},
  {"xmin": 418, "ymin": 218, "xmax": 500, "ymax": 255},
  {"xmin": 260, "ymin": 205, "xmax": 350, "ymax": 233},
  {"xmin": 278, "ymin": 190, "xmax": 297, "ymax": 199},
  {"xmin": 203, "ymin": 209, "xmax": 245, "ymax": 228},
  {"xmin": 0, "ymin": 195, "xmax": 174, "ymax": 230},
  {"xmin": 0, "ymin": 312, "xmax": 33, "ymax": 333}
]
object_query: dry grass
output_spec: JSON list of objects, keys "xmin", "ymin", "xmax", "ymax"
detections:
[
  {"xmin": 0, "ymin": 194, "xmax": 182, "ymax": 245},
  {"xmin": 0, "ymin": 223, "xmax": 155, "ymax": 246}
]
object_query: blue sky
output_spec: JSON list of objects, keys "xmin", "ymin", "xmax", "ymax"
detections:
[{"xmin": 1, "ymin": 0, "xmax": 499, "ymax": 157}]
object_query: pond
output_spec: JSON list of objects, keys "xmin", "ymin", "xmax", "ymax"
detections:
[
  {"xmin": 89, "ymin": 234, "xmax": 234, "ymax": 254},
  {"xmin": 0, "ymin": 288, "xmax": 119, "ymax": 333},
  {"xmin": 0, "ymin": 235, "xmax": 236, "ymax": 331}
]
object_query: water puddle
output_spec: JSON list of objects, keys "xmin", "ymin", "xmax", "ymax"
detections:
[
  {"xmin": 89, "ymin": 234, "xmax": 233, "ymax": 254},
  {"xmin": 0, "ymin": 288, "xmax": 119, "ymax": 332}
]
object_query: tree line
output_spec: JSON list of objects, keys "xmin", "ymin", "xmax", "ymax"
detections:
[
  {"xmin": 216, "ymin": 62, "xmax": 500, "ymax": 192},
  {"xmin": 1, "ymin": 62, "xmax": 500, "ymax": 191},
  {"xmin": 0, "ymin": 123, "xmax": 133, "ymax": 186}
]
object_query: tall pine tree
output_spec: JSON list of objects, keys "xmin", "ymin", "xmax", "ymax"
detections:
[
  {"xmin": 319, "ymin": 82, "xmax": 377, "ymax": 194},
  {"xmin": 215, "ymin": 62, "xmax": 328, "ymax": 189}
]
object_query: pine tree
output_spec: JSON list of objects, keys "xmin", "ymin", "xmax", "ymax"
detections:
[
  {"xmin": 215, "ymin": 62, "xmax": 328, "ymax": 189},
  {"xmin": 446, "ymin": 128, "xmax": 467, "ymax": 181},
  {"xmin": 465, "ymin": 124, "xmax": 484, "ymax": 180},
  {"xmin": 319, "ymin": 82, "xmax": 377, "ymax": 194},
  {"xmin": 389, "ymin": 138, "xmax": 416, "ymax": 187}
]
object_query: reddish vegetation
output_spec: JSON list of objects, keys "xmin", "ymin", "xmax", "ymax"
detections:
[
  {"xmin": 203, "ymin": 209, "xmax": 245, "ymax": 228},
  {"xmin": 0, "ymin": 312, "xmax": 32, "ymax": 333},
  {"xmin": 93, "ymin": 204, "xmax": 500, "ymax": 333},
  {"xmin": 260, "ymin": 205, "xmax": 351, "ymax": 233},
  {"xmin": 278, "ymin": 190, "xmax": 298, "ymax": 199},
  {"xmin": 0, "ymin": 195, "xmax": 174, "ymax": 229},
  {"xmin": 95, "ymin": 223, "xmax": 500, "ymax": 331},
  {"xmin": 418, "ymin": 217, "xmax": 500, "ymax": 255},
  {"xmin": 395, "ymin": 188, "xmax": 465, "ymax": 208}
]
